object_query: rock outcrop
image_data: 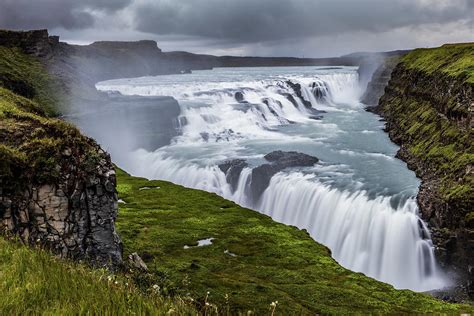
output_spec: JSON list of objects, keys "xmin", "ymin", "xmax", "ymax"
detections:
[
  {"xmin": 219, "ymin": 159, "xmax": 248, "ymax": 192},
  {"xmin": 0, "ymin": 29, "xmax": 59, "ymax": 58},
  {"xmin": 0, "ymin": 146, "xmax": 122, "ymax": 268},
  {"xmin": 219, "ymin": 151, "xmax": 319, "ymax": 203},
  {"xmin": 361, "ymin": 57, "xmax": 400, "ymax": 109},
  {"xmin": 0, "ymin": 30, "xmax": 123, "ymax": 268},
  {"xmin": 251, "ymin": 151, "xmax": 318, "ymax": 202}
]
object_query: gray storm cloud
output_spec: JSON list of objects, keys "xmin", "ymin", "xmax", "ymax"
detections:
[
  {"xmin": 0, "ymin": 0, "xmax": 472, "ymax": 56},
  {"xmin": 134, "ymin": 0, "xmax": 473, "ymax": 42},
  {"xmin": 0, "ymin": 0, "xmax": 131, "ymax": 30}
]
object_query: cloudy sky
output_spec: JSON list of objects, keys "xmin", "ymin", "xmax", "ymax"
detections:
[{"xmin": 0, "ymin": 0, "xmax": 472, "ymax": 57}]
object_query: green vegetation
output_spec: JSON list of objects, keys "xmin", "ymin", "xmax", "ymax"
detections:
[
  {"xmin": 402, "ymin": 43, "xmax": 474, "ymax": 83},
  {"xmin": 0, "ymin": 48, "xmax": 100, "ymax": 188},
  {"xmin": 381, "ymin": 44, "xmax": 474, "ymax": 208},
  {"xmin": 402, "ymin": 98, "xmax": 474, "ymax": 201},
  {"xmin": 0, "ymin": 32, "xmax": 198, "ymax": 316},
  {"xmin": 0, "ymin": 86, "xmax": 95, "ymax": 186},
  {"xmin": 0, "ymin": 46, "xmax": 62, "ymax": 115},
  {"xmin": 115, "ymin": 168, "xmax": 472, "ymax": 315},
  {"xmin": 0, "ymin": 237, "xmax": 196, "ymax": 315}
]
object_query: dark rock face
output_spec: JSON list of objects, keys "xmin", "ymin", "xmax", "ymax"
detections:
[
  {"xmin": 361, "ymin": 57, "xmax": 400, "ymax": 110},
  {"xmin": 0, "ymin": 29, "xmax": 58, "ymax": 58},
  {"xmin": 0, "ymin": 145, "xmax": 123, "ymax": 268},
  {"xmin": 219, "ymin": 159, "xmax": 248, "ymax": 192},
  {"xmin": 310, "ymin": 81, "xmax": 329, "ymax": 100},
  {"xmin": 234, "ymin": 91, "xmax": 246, "ymax": 103},
  {"xmin": 468, "ymin": 266, "xmax": 474, "ymax": 299},
  {"xmin": 285, "ymin": 81, "xmax": 313, "ymax": 108},
  {"xmin": 250, "ymin": 151, "xmax": 319, "ymax": 202},
  {"xmin": 264, "ymin": 150, "xmax": 319, "ymax": 166}
]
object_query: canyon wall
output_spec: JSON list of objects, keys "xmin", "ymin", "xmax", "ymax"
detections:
[{"xmin": 373, "ymin": 44, "xmax": 473, "ymax": 295}]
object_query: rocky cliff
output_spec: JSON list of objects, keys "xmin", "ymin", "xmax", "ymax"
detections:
[
  {"xmin": 374, "ymin": 43, "xmax": 473, "ymax": 295},
  {"xmin": 0, "ymin": 31, "xmax": 122, "ymax": 268},
  {"xmin": 361, "ymin": 57, "xmax": 400, "ymax": 108}
]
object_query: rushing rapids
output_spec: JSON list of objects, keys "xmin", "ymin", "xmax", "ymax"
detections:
[{"xmin": 95, "ymin": 66, "xmax": 447, "ymax": 291}]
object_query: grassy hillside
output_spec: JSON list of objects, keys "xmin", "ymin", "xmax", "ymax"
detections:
[
  {"xmin": 115, "ymin": 168, "xmax": 473, "ymax": 315},
  {"xmin": 402, "ymin": 43, "xmax": 474, "ymax": 83},
  {"xmin": 0, "ymin": 46, "xmax": 62, "ymax": 115},
  {"xmin": 0, "ymin": 237, "xmax": 195, "ymax": 315},
  {"xmin": 0, "ymin": 42, "xmax": 198, "ymax": 316},
  {"xmin": 0, "ymin": 46, "xmax": 100, "ymax": 189}
]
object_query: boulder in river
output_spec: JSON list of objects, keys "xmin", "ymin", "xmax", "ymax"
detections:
[
  {"xmin": 219, "ymin": 159, "xmax": 249, "ymax": 192},
  {"xmin": 234, "ymin": 91, "xmax": 248, "ymax": 103},
  {"xmin": 251, "ymin": 151, "xmax": 319, "ymax": 202}
]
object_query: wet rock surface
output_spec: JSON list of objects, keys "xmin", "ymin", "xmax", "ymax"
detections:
[
  {"xmin": 251, "ymin": 151, "xmax": 319, "ymax": 202},
  {"xmin": 285, "ymin": 80, "xmax": 313, "ymax": 108},
  {"xmin": 362, "ymin": 57, "xmax": 400, "ymax": 110},
  {"xmin": 219, "ymin": 159, "xmax": 249, "ymax": 192},
  {"xmin": 219, "ymin": 151, "xmax": 319, "ymax": 203}
]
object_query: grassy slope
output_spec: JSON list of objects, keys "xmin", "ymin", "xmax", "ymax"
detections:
[
  {"xmin": 115, "ymin": 168, "xmax": 473, "ymax": 315},
  {"xmin": 0, "ymin": 46, "xmax": 99, "ymax": 187},
  {"xmin": 402, "ymin": 43, "xmax": 474, "ymax": 83},
  {"xmin": 0, "ymin": 46, "xmax": 61, "ymax": 115},
  {"xmin": 0, "ymin": 237, "xmax": 195, "ymax": 315},
  {"xmin": 381, "ymin": 44, "xmax": 473, "ymax": 215}
]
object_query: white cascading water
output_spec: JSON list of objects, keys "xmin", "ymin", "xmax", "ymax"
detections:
[
  {"xmin": 259, "ymin": 172, "xmax": 441, "ymax": 290},
  {"xmin": 97, "ymin": 67, "xmax": 447, "ymax": 291}
]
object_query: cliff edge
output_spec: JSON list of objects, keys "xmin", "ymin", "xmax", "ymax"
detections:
[
  {"xmin": 374, "ymin": 43, "xmax": 473, "ymax": 296},
  {"xmin": 0, "ymin": 30, "xmax": 122, "ymax": 267}
]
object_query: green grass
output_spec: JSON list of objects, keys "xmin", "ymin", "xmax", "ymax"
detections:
[
  {"xmin": 402, "ymin": 43, "xmax": 474, "ymax": 83},
  {"xmin": 115, "ymin": 168, "xmax": 473, "ymax": 315},
  {"xmin": 0, "ymin": 47, "xmax": 104, "ymax": 188},
  {"xmin": 0, "ymin": 46, "xmax": 62, "ymax": 115},
  {"xmin": 0, "ymin": 86, "xmax": 102, "ymax": 187},
  {"xmin": 0, "ymin": 237, "xmax": 196, "ymax": 315}
]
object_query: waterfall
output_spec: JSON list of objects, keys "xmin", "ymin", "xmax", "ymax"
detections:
[
  {"xmin": 258, "ymin": 172, "xmax": 445, "ymax": 291},
  {"xmin": 97, "ymin": 67, "xmax": 447, "ymax": 292}
]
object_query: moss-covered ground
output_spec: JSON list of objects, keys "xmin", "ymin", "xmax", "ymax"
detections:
[
  {"xmin": 402, "ymin": 43, "xmax": 474, "ymax": 83},
  {"xmin": 115, "ymin": 168, "xmax": 473, "ymax": 315},
  {"xmin": 0, "ymin": 46, "xmax": 104, "ymax": 191}
]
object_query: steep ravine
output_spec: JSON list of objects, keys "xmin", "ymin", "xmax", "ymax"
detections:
[{"xmin": 368, "ymin": 44, "xmax": 473, "ymax": 299}]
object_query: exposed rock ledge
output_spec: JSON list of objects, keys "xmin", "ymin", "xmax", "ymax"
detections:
[
  {"xmin": 0, "ymin": 143, "xmax": 123, "ymax": 268},
  {"xmin": 219, "ymin": 151, "xmax": 319, "ymax": 203}
]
